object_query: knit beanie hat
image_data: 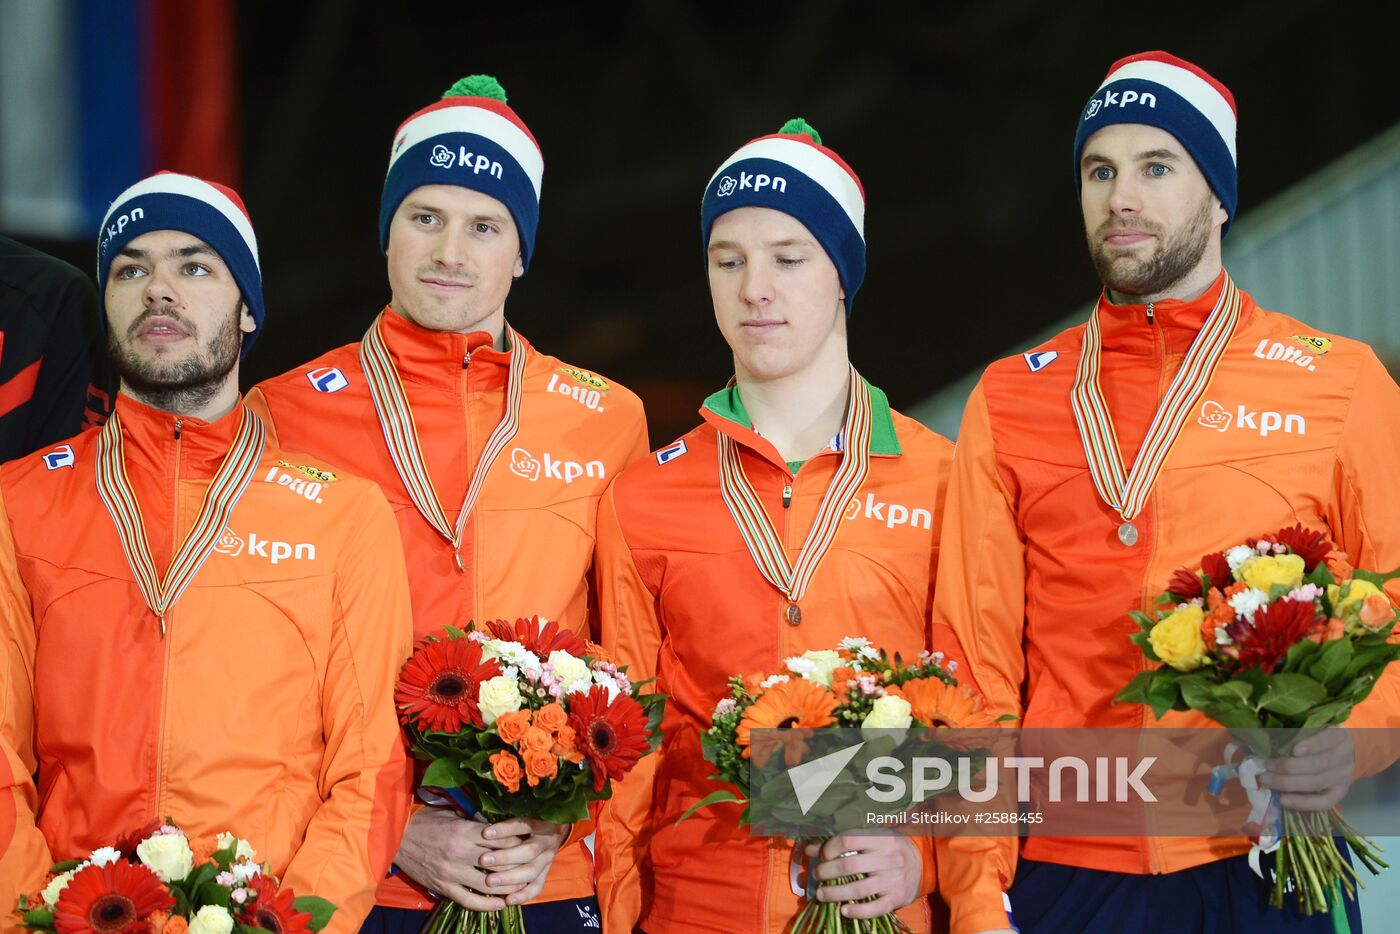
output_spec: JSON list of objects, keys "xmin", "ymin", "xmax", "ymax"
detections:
[
  {"xmin": 700, "ymin": 118, "xmax": 866, "ymax": 315},
  {"xmin": 97, "ymin": 171, "xmax": 264, "ymax": 357},
  {"xmin": 1073, "ymin": 51, "xmax": 1238, "ymax": 236},
  {"xmin": 380, "ymin": 75, "xmax": 544, "ymax": 271}
]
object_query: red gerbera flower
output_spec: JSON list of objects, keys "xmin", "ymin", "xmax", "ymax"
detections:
[
  {"xmin": 484, "ymin": 616, "xmax": 588, "ymax": 658},
  {"xmin": 237, "ymin": 875, "xmax": 313, "ymax": 934},
  {"xmin": 395, "ymin": 636, "xmax": 501, "ymax": 731},
  {"xmin": 1166, "ymin": 567, "xmax": 1207, "ymax": 601},
  {"xmin": 567, "ymin": 686, "xmax": 651, "ymax": 791},
  {"xmin": 1202, "ymin": 551, "xmax": 1233, "ymax": 591},
  {"xmin": 54, "ymin": 861, "xmax": 174, "ymax": 934},
  {"xmin": 1272, "ymin": 524, "xmax": 1334, "ymax": 573},
  {"xmin": 1232, "ymin": 598, "xmax": 1322, "ymax": 672}
]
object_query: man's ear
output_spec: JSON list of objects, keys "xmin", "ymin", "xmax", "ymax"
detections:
[
  {"xmin": 513, "ymin": 252, "xmax": 525, "ymax": 280},
  {"xmin": 239, "ymin": 303, "xmax": 257, "ymax": 335}
]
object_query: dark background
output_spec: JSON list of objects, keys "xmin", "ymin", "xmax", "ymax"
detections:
[{"xmin": 23, "ymin": 1, "xmax": 1400, "ymax": 446}]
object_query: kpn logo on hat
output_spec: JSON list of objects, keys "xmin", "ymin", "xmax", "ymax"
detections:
[
  {"xmin": 701, "ymin": 118, "xmax": 867, "ymax": 315},
  {"xmin": 380, "ymin": 74, "xmax": 545, "ymax": 271},
  {"xmin": 1073, "ymin": 51, "xmax": 1239, "ymax": 236}
]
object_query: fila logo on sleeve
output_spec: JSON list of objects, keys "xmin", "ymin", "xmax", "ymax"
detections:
[
  {"xmin": 656, "ymin": 440, "xmax": 688, "ymax": 465},
  {"xmin": 306, "ymin": 367, "xmax": 349, "ymax": 393},
  {"xmin": 1023, "ymin": 351, "xmax": 1059, "ymax": 372},
  {"xmin": 42, "ymin": 445, "xmax": 75, "ymax": 470}
]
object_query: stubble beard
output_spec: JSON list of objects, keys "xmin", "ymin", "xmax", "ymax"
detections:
[
  {"xmin": 110, "ymin": 303, "xmax": 242, "ymax": 414},
  {"xmin": 1088, "ymin": 194, "xmax": 1214, "ymax": 300}
]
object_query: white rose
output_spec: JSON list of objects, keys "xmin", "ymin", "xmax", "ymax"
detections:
[
  {"xmin": 232, "ymin": 861, "xmax": 260, "ymax": 883},
  {"xmin": 137, "ymin": 832, "xmax": 193, "ymax": 882},
  {"xmin": 41, "ymin": 866, "xmax": 84, "ymax": 907},
  {"xmin": 88, "ymin": 847, "xmax": 122, "ymax": 867},
  {"xmin": 189, "ymin": 905, "xmax": 235, "ymax": 934},
  {"xmin": 478, "ymin": 675, "xmax": 524, "ymax": 725},
  {"xmin": 785, "ymin": 649, "xmax": 843, "ymax": 687},
  {"xmin": 215, "ymin": 832, "xmax": 257, "ymax": 862},
  {"xmin": 548, "ymin": 651, "xmax": 592, "ymax": 695},
  {"xmin": 592, "ymin": 670, "xmax": 621, "ymax": 702},
  {"xmin": 862, "ymin": 695, "xmax": 913, "ymax": 730}
]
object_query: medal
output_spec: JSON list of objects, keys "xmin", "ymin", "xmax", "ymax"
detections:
[
  {"xmin": 718, "ymin": 366, "xmax": 872, "ymax": 628},
  {"xmin": 96, "ymin": 407, "xmax": 266, "ymax": 637},
  {"xmin": 1071, "ymin": 276, "xmax": 1241, "ymax": 547},
  {"xmin": 361, "ymin": 312, "xmax": 526, "ymax": 571}
]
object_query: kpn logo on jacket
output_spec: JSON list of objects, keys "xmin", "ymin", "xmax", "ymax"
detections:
[
  {"xmin": 1197, "ymin": 400, "xmax": 1307, "ymax": 438},
  {"xmin": 509, "ymin": 447, "xmax": 606, "ymax": 485},
  {"xmin": 214, "ymin": 528, "xmax": 317, "ymax": 565}
]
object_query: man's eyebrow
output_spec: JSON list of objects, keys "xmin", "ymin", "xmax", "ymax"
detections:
[
  {"xmin": 1136, "ymin": 149, "xmax": 1181, "ymax": 161},
  {"xmin": 765, "ymin": 238, "xmax": 814, "ymax": 248},
  {"xmin": 707, "ymin": 240, "xmax": 738, "ymax": 252},
  {"xmin": 173, "ymin": 242, "xmax": 218, "ymax": 258},
  {"xmin": 117, "ymin": 246, "xmax": 148, "ymax": 259}
]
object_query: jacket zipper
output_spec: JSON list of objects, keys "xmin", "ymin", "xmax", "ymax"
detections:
[
  {"xmin": 1141, "ymin": 312, "xmax": 1166, "ymax": 873},
  {"xmin": 460, "ymin": 351, "xmax": 473, "ymax": 587},
  {"xmin": 155, "ymin": 417, "xmax": 183, "ymax": 818}
]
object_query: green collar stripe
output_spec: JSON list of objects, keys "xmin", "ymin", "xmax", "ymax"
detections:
[{"xmin": 703, "ymin": 378, "xmax": 901, "ymax": 455}]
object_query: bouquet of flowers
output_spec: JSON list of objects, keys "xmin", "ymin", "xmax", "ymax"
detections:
[
  {"xmin": 685, "ymin": 637, "xmax": 998, "ymax": 934},
  {"xmin": 14, "ymin": 821, "xmax": 334, "ymax": 934},
  {"xmin": 1116, "ymin": 524, "xmax": 1400, "ymax": 914},
  {"xmin": 393, "ymin": 617, "xmax": 664, "ymax": 934}
]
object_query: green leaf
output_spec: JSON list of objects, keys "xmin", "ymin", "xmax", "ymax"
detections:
[
  {"xmin": 196, "ymin": 880, "xmax": 232, "ymax": 909},
  {"xmin": 48, "ymin": 859, "xmax": 85, "ymax": 874},
  {"xmin": 1301, "ymin": 699, "xmax": 1356, "ymax": 730},
  {"xmin": 1258, "ymin": 673, "xmax": 1327, "ymax": 717},
  {"xmin": 1305, "ymin": 563, "xmax": 1337, "ymax": 588},
  {"xmin": 1146, "ymin": 669, "xmax": 1182, "ymax": 720},
  {"xmin": 20, "ymin": 908, "xmax": 54, "ymax": 928},
  {"xmin": 675, "ymin": 789, "xmax": 747, "ymax": 826},
  {"xmin": 1115, "ymin": 670, "xmax": 1156, "ymax": 706},
  {"xmin": 1352, "ymin": 567, "xmax": 1400, "ymax": 588},
  {"xmin": 421, "ymin": 756, "xmax": 469, "ymax": 789},
  {"xmin": 1128, "ymin": 630, "xmax": 1159, "ymax": 661},
  {"xmin": 1307, "ymin": 637, "xmax": 1354, "ymax": 692},
  {"xmin": 1212, "ymin": 680, "xmax": 1254, "ymax": 706},
  {"xmin": 1176, "ymin": 674, "xmax": 1218, "ymax": 711},
  {"xmin": 1282, "ymin": 638, "xmax": 1323, "ymax": 671},
  {"xmin": 1129, "ymin": 610, "xmax": 1158, "ymax": 632},
  {"xmin": 442, "ymin": 623, "xmax": 468, "ymax": 640},
  {"xmin": 293, "ymin": 896, "xmax": 338, "ymax": 933}
]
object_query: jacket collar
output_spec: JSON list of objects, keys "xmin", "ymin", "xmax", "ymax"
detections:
[
  {"xmin": 1094, "ymin": 269, "xmax": 1253, "ymax": 356},
  {"xmin": 375, "ymin": 305, "xmax": 527, "ymax": 392},
  {"xmin": 113, "ymin": 390, "xmax": 246, "ymax": 477},
  {"xmin": 699, "ymin": 377, "xmax": 902, "ymax": 470}
]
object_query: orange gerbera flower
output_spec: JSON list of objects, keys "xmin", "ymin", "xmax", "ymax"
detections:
[
  {"xmin": 903, "ymin": 678, "xmax": 997, "ymax": 751},
  {"xmin": 54, "ymin": 861, "xmax": 174, "ymax": 934},
  {"xmin": 736, "ymin": 678, "xmax": 837, "ymax": 767}
]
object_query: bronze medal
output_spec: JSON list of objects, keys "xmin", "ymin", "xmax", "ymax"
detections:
[{"xmin": 785, "ymin": 603, "xmax": 803, "ymax": 627}]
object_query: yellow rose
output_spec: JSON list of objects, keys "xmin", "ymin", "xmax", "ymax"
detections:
[
  {"xmin": 188, "ymin": 906, "xmax": 234, "ymax": 934},
  {"xmin": 1329, "ymin": 579, "xmax": 1383, "ymax": 616},
  {"xmin": 861, "ymin": 695, "xmax": 913, "ymax": 730},
  {"xmin": 136, "ymin": 832, "xmax": 193, "ymax": 882},
  {"xmin": 1149, "ymin": 605, "xmax": 1209, "ymax": 672},
  {"xmin": 1238, "ymin": 554, "xmax": 1305, "ymax": 593}
]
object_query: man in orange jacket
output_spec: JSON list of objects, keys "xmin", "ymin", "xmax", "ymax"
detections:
[
  {"xmin": 246, "ymin": 75, "xmax": 647, "ymax": 932},
  {"xmin": 0, "ymin": 172, "xmax": 413, "ymax": 933},
  {"xmin": 933, "ymin": 51, "xmax": 1400, "ymax": 933},
  {"xmin": 594, "ymin": 118, "xmax": 954, "ymax": 934}
]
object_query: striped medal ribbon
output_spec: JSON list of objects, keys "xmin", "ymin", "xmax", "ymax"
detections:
[
  {"xmin": 95, "ymin": 407, "xmax": 267, "ymax": 637},
  {"xmin": 1070, "ymin": 274, "xmax": 1242, "ymax": 547},
  {"xmin": 360, "ymin": 312, "xmax": 526, "ymax": 571},
  {"xmin": 717, "ymin": 366, "xmax": 873, "ymax": 627}
]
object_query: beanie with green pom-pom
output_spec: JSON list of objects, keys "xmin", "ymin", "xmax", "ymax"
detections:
[
  {"xmin": 700, "ymin": 117, "xmax": 866, "ymax": 314},
  {"xmin": 379, "ymin": 74, "xmax": 544, "ymax": 270}
]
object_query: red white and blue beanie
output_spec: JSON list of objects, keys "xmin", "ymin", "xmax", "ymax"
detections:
[
  {"xmin": 701, "ymin": 118, "xmax": 866, "ymax": 315},
  {"xmin": 97, "ymin": 171, "xmax": 264, "ymax": 357},
  {"xmin": 1074, "ymin": 51, "xmax": 1239, "ymax": 236},
  {"xmin": 380, "ymin": 75, "xmax": 544, "ymax": 272}
]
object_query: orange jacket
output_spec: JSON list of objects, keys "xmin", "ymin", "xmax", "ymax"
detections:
[
  {"xmin": 246, "ymin": 307, "xmax": 648, "ymax": 908},
  {"xmin": 932, "ymin": 271, "xmax": 1400, "ymax": 934},
  {"xmin": 0, "ymin": 393, "xmax": 413, "ymax": 934},
  {"xmin": 594, "ymin": 383, "xmax": 953, "ymax": 934}
]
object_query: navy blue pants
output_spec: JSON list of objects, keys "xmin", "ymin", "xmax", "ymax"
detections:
[
  {"xmin": 361, "ymin": 899, "xmax": 601, "ymax": 933},
  {"xmin": 1008, "ymin": 847, "xmax": 1363, "ymax": 933}
]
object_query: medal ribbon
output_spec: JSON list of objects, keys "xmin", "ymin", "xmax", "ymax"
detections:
[
  {"xmin": 95, "ymin": 407, "xmax": 266, "ymax": 635},
  {"xmin": 1070, "ymin": 274, "xmax": 1241, "ymax": 523},
  {"xmin": 717, "ymin": 366, "xmax": 872, "ymax": 604},
  {"xmin": 360, "ymin": 312, "xmax": 526, "ymax": 555}
]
